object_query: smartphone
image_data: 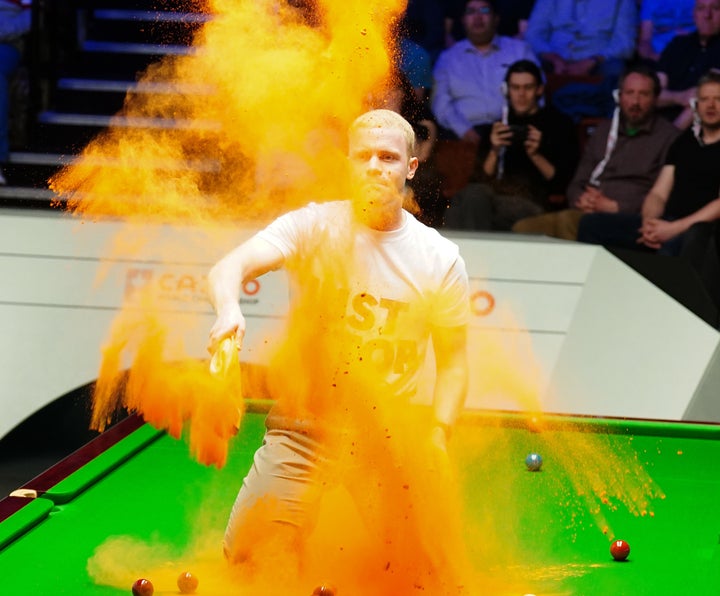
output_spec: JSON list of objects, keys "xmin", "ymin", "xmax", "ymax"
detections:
[{"xmin": 508, "ymin": 124, "xmax": 528, "ymax": 144}]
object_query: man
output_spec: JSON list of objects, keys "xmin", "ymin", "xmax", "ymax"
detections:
[
  {"xmin": 637, "ymin": 0, "xmax": 695, "ymax": 63},
  {"xmin": 0, "ymin": 0, "xmax": 31, "ymax": 185},
  {"xmin": 207, "ymin": 110, "xmax": 470, "ymax": 589},
  {"xmin": 525, "ymin": 0, "xmax": 636, "ymax": 78},
  {"xmin": 431, "ymin": 0, "xmax": 538, "ymax": 145},
  {"xmin": 524, "ymin": 0, "xmax": 636, "ymax": 119},
  {"xmin": 656, "ymin": 0, "xmax": 720, "ymax": 128},
  {"xmin": 444, "ymin": 59, "xmax": 578, "ymax": 230},
  {"xmin": 579, "ymin": 71, "xmax": 720, "ymax": 260},
  {"xmin": 513, "ymin": 64, "xmax": 679, "ymax": 240}
]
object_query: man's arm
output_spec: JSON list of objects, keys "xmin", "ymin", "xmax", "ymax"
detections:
[
  {"xmin": 637, "ymin": 20, "xmax": 658, "ymax": 62},
  {"xmin": 565, "ymin": 122, "xmax": 610, "ymax": 207},
  {"xmin": 431, "ymin": 54, "xmax": 473, "ymax": 139},
  {"xmin": 0, "ymin": 7, "xmax": 31, "ymax": 40},
  {"xmin": 483, "ymin": 121, "xmax": 511, "ymax": 176},
  {"xmin": 640, "ymin": 164, "xmax": 674, "ymax": 221},
  {"xmin": 643, "ymin": 197, "xmax": 720, "ymax": 247},
  {"xmin": 656, "ymin": 72, "xmax": 696, "ymax": 109},
  {"xmin": 602, "ymin": 0, "xmax": 638, "ymax": 60},
  {"xmin": 207, "ymin": 235, "xmax": 284, "ymax": 352},
  {"xmin": 673, "ymin": 198, "xmax": 720, "ymax": 231},
  {"xmin": 524, "ymin": 126, "xmax": 555, "ymax": 180},
  {"xmin": 637, "ymin": 164, "xmax": 675, "ymax": 248},
  {"xmin": 430, "ymin": 324, "xmax": 468, "ymax": 447},
  {"xmin": 524, "ymin": 0, "xmax": 555, "ymax": 57}
]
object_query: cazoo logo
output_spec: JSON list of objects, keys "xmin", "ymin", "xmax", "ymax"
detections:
[
  {"xmin": 470, "ymin": 290, "xmax": 495, "ymax": 317},
  {"xmin": 125, "ymin": 268, "xmax": 261, "ymax": 304}
]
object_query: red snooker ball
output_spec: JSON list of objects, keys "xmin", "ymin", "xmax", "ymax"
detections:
[
  {"xmin": 312, "ymin": 585, "xmax": 337, "ymax": 595},
  {"xmin": 177, "ymin": 571, "xmax": 199, "ymax": 594},
  {"xmin": 131, "ymin": 578, "xmax": 154, "ymax": 596},
  {"xmin": 610, "ymin": 539, "xmax": 631, "ymax": 561}
]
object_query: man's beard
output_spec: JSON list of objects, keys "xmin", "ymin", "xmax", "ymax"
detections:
[{"xmin": 623, "ymin": 107, "xmax": 651, "ymax": 129}]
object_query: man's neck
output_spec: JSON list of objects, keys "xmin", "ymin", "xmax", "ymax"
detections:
[
  {"xmin": 700, "ymin": 32, "xmax": 719, "ymax": 47},
  {"xmin": 359, "ymin": 207, "xmax": 405, "ymax": 232},
  {"xmin": 622, "ymin": 115, "xmax": 653, "ymax": 134},
  {"xmin": 702, "ymin": 125, "xmax": 720, "ymax": 144},
  {"xmin": 513, "ymin": 106, "xmax": 540, "ymax": 118},
  {"xmin": 468, "ymin": 35, "xmax": 495, "ymax": 52}
]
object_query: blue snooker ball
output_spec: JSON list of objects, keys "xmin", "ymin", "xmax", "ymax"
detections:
[{"xmin": 525, "ymin": 453, "xmax": 543, "ymax": 471}]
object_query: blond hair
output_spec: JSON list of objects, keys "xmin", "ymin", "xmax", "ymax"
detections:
[{"xmin": 349, "ymin": 109, "xmax": 417, "ymax": 158}]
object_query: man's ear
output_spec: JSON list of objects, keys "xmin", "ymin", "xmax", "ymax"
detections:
[{"xmin": 407, "ymin": 156, "xmax": 419, "ymax": 179}]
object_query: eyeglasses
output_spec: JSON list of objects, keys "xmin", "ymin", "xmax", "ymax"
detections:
[{"xmin": 465, "ymin": 6, "xmax": 492, "ymax": 16}]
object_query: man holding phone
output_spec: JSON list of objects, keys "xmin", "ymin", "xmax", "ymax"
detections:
[{"xmin": 444, "ymin": 59, "xmax": 578, "ymax": 230}]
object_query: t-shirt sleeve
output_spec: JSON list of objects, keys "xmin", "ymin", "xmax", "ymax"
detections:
[
  {"xmin": 255, "ymin": 203, "xmax": 318, "ymax": 260},
  {"xmin": 433, "ymin": 254, "xmax": 470, "ymax": 328},
  {"xmin": 664, "ymin": 133, "xmax": 684, "ymax": 167}
]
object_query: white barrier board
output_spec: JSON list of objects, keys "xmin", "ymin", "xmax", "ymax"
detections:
[{"xmin": 1, "ymin": 211, "xmax": 718, "ymax": 440}]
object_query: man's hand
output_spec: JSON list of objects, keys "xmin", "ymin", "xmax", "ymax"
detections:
[
  {"xmin": 543, "ymin": 52, "xmax": 568, "ymax": 74},
  {"xmin": 576, "ymin": 186, "xmax": 619, "ymax": 213},
  {"xmin": 638, "ymin": 218, "xmax": 680, "ymax": 249},
  {"xmin": 524, "ymin": 125, "xmax": 541, "ymax": 156},
  {"xmin": 208, "ymin": 301, "xmax": 246, "ymax": 355},
  {"xmin": 565, "ymin": 58, "xmax": 597, "ymax": 76},
  {"xmin": 462, "ymin": 127, "xmax": 482, "ymax": 145},
  {"xmin": 489, "ymin": 121, "xmax": 513, "ymax": 150}
]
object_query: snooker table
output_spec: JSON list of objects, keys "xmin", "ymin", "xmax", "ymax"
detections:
[{"xmin": 1, "ymin": 400, "xmax": 719, "ymax": 595}]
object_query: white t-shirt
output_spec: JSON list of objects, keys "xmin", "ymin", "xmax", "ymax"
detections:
[{"xmin": 257, "ymin": 201, "xmax": 469, "ymax": 400}]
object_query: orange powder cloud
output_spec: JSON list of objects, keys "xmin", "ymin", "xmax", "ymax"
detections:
[
  {"xmin": 54, "ymin": 0, "xmax": 407, "ymax": 466},
  {"xmin": 50, "ymin": 0, "xmax": 667, "ymax": 592}
]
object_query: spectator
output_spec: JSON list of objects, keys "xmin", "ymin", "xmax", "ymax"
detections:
[
  {"xmin": 638, "ymin": 0, "xmax": 696, "ymax": 62},
  {"xmin": 525, "ymin": 0, "xmax": 637, "ymax": 118},
  {"xmin": 395, "ymin": 16, "xmax": 434, "ymax": 105},
  {"xmin": 513, "ymin": 63, "xmax": 679, "ymax": 239},
  {"xmin": 0, "ymin": 0, "xmax": 31, "ymax": 185},
  {"xmin": 578, "ymin": 71, "xmax": 720, "ymax": 267},
  {"xmin": 656, "ymin": 0, "xmax": 720, "ymax": 128},
  {"xmin": 431, "ymin": 0, "xmax": 539, "ymax": 146},
  {"xmin": 444, "ymin": 59, "xmax": 577, "ymax": 230}
]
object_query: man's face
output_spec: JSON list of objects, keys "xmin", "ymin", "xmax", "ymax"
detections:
[
  {"xmin": 463, "ymin": 1, "xmax": 498, "ymax": 46},
  {"xmin": 348, "ymin": 125, "xmax": 418, "ymax": 228},
  {"xmin": 697, "ymin": 81, "xmax": 720, "ymax": 129},
  {"xmin": 507, "ymin": 72, "xmax": 543, "ymax": 116},
  {"xmin": 694, "ymin": 0, "xmax": 720, "ymax": 39},
  {"xmin": 619, "ymin": 73, "xmax": 657, "ymax": 127}
]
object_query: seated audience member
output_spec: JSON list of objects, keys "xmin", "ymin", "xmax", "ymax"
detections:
[
  {"xmin": 396, "ymin": 16, "xmax": 434, "ymax": 105},
  {"xmin": 444, "ymin": 59, "xmax": 577, "ymax": 230},
  {"xmin": 637, "ymin": 0, "xmax": 695, "ymax": 63},
  {"xmin": 524, "ymin": 0, "xmax": 637, "ymax": 119},
  {"xmin": 431, "ymin": 0, "xmax": 539, "ymax": 146},
  {"xmin": 513, "ymin": 64, "xmax": 679, "ymax": 239},
  {"xmin": 0, "ymin": 0, "xmax": 31, "ymax": 185},
  {"xmin": 578, "ymin": 71, "xmax": 720, "ymax": 269},
  {"xmin": 656, "ymin": 0, "xmax": 720, "ymax": 128},
  {"xmin": 447, "ymin": 0, "xmax": 535, "ymax": 39}
]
